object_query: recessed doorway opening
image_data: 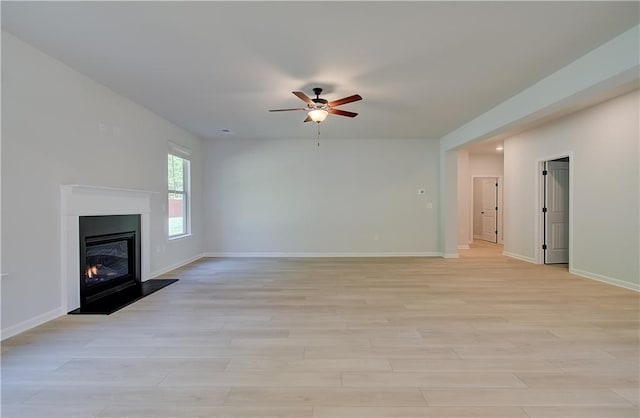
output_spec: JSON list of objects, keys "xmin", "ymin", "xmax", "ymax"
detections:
[{"xmin": 472, "ymin": 177, "xmax": 500, "ymax": 244}]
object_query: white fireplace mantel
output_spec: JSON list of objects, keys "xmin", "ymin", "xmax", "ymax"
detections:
[{"xmin": 61, "ymin": 185, "xmax": 153, "ymax": 312}]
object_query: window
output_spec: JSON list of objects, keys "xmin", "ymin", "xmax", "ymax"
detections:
[{"xmin": 168, "ymin": 152, "xmax": 190, "ymax": 238}]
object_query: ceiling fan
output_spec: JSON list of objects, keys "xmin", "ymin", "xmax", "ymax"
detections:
[{"xmin": 269, "ymin": 87, "xmax": 362, "ymax": 123}]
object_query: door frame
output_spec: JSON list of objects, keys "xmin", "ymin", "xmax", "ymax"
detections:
[
  {"xmin": 534, "ymin": 152, "xmax": 573, "ymax": 265},
  {"xmin": 470, "ymin": 175, "xmax": 503, "ymax": 245}
]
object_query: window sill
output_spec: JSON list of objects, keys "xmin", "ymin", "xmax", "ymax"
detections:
[{"xmin": 168, "ymin": 233, "xmax": 193, "ymax": 242}]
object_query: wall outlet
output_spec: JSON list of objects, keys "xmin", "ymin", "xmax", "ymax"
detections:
[{"xmin": 427, "ymin": 202, "xmax": 433, "ymax": 209}]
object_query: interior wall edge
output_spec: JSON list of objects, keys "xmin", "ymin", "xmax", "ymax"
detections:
[{"xmin": 569, "ymin": 268, "xmax": 640, "ymax": 292}]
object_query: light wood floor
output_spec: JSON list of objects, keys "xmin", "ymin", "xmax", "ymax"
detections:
[{"xmin": 2, "ymin": 242, "xmax": 638, "ymax": 417}]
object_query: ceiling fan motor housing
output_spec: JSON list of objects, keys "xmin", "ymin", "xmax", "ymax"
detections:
[{"xmin": 311, "ymin": 88, "xmax": 328, "ymax": 108}]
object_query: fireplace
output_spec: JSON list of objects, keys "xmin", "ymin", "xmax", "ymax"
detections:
[
  {"xmin": 63, "ymin": 185, "xmax": 177, "ymax": 314},
  {"xmin": 79, "ymin": 215, "xmax": 141, "ymax": 307},
  {"xmin": 85, "ymin": 236, "xmax": 132, "ymax": 288},
  {"xmin": 62, "ymin": 185, "xmax": 153, "ymax": 312}
]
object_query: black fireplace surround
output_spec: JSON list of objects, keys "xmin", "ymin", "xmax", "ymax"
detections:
[
  {"xmin": 71, "ymin": 214, "xmax": 178, "ymax": 315},
  {"xmin": 79, "ymin": 215, "xmax": 141, "ymax": 307}
]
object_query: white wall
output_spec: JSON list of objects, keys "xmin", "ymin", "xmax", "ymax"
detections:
[
  {"xmin": 203, "ymin": 138, "xmax": 440, "ymax": 255},
  {"xmin": 1, "ymin": 32, "xmax": 204, "ymax": 336},
  {"xmin": 440, "ymin": 150, "xmax": 459, "ymax": 258},
  {"xmin": 469, "ymin": 154, "xmax": 504, "ymax": 176},
  {"xmin": 457, "ymin": 150, "xmax": 470, "ymax": 248},
  {"xmin": 472, "ymin": 178, "xmax": 484, "ymax": 238},
  {"xmin": 504, "ymin": 89, "xmax": 639, "ymax": 289}
]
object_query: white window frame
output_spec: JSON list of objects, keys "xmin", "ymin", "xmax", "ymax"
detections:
[{"xmin": 168, "ymin": 142, "xmax": 191, "ymax": 239}]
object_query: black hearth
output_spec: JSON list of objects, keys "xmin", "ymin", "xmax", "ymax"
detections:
[{"xmin": 70, "ymin": 214, "xmax": 177, "ymax": 314}]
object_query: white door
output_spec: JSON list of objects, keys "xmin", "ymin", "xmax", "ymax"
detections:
[
  {"xmin": 544, "ymin": 160, "xmax": 569, "ymax": 264},
  {"xmin": 481, "ymin": 179, "xmax": 498, "ymax": 243}
]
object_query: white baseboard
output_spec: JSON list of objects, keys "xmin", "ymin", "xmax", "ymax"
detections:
[
  {"xmin": 150, "ymin": 253, "xmax": 204, "ymax": 278},
  {"xmin": 502, "ymin": 251, "xmax": 537, "ymax": 264},
  {"xmin": 443, "ymin": 253, "xmax": 459, "ymax": 259},
  {"xmin": 1, "ymin": 307, "xmax": 65, "ymax": 341},
  {"xmin": 203, "ymin": 252, "xmax": 442, "ymax": 258},
  {"xmin": 457, "ymin": 245, "xmax": 470, "ymax": 250},
  {"xmin": 570, "ymin": 268, "xmax": 640, "ymax": 292},
  {"xmin": 473, "ymin": 234, "xmax": 482, "ymax": 240},
  {"xmin": 1, "ymin": 253, "xmax": 205, "ymax": 341}
]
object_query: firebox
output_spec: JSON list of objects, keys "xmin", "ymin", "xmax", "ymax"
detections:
[{"xmin": 79, "ymin": 215, "xmax": 141, "ymax": 307}]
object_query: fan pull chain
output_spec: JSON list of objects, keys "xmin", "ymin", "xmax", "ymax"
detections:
[{"xmin": 317, "ymin": 122, "xmax": 320, "ymax": 147}]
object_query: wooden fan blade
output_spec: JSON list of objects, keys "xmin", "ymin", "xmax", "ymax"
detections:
[
  {"xmin": 328, "ymin": 108, "xmax": 358, "ymax": 118},
  {"xmin": 303, "ymin": 115, "xmax": 312, "ymax": 122},
  {"xmin": 328, "ymin": 94, "xmax": 362, "ymax": 107},
  {"xmin": 292, "ymin": 91, "xmax": 314, "ymax": 105},
  {"xmin": 269, "ymin": 108, "xmax": 306, "ymax": 112}
]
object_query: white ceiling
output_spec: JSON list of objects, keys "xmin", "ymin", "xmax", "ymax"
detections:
[{"xmin": 2, "ymin": 1, "xmax": 638, "ymax": 141}]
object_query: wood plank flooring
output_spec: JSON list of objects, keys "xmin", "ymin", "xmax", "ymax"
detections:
[{"xmin": 2, "ymin": 241, "xmax": 638, "ymax": 417}]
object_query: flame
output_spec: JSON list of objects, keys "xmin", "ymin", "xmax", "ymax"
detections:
[{"xmin": 86, "ymin": 265, "xmax": 98, "ymax": 278}]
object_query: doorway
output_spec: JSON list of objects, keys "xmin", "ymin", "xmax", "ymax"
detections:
[
  {"xmin": 472, "ymin": 177, "xmax": 498, "ymax": 243},
  {"xmin": 542, "ymin": 157, "xmax": 570, "ymax": 264}
]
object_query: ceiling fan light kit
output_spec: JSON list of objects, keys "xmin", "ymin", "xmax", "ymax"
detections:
[{"xmin": 308, "ymin": 109, "xmax": 328, "ymax": 123}]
